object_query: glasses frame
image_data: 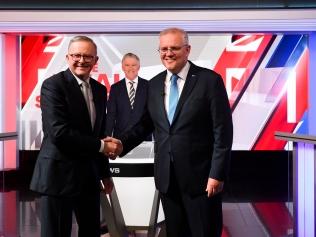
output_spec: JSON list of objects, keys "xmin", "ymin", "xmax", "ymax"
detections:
[
  {"xmin": 157, "ymin": 44, "xmax": 188, "ymax": 54},
  {"xmin": 68, "ymin": 54, "xmax": 96, "ymax": 63}
]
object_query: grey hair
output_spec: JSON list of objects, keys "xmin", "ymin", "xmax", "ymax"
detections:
[
  {"xmin": 68, "ymin": 36, "xmax": 97, "ymax": 54},
  {"xmin": 122, "ymin": 52, "xmax": 140, "ymax": 63},
  {"xmin": 159, "ymin": 27, "xmax": 189, "ymax": 45}
]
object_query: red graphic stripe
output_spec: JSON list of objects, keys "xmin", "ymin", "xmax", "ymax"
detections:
[
  {"xmin": 214, "ymin": 35, "xmax": 273, "ymax": 107},
  {"xmin": 253, "ymin": 49, "xmax": 308, "ymax": 150},
  {"xmin": 253, "ymin": 202, "xmax": 293, "ymax": 237},
  {"xmin": 22, "ymin": 35, "xmax": 57, "ymax": 107},
  {"xmin": 222, "ymin": 226, "xmax": 231, "ymax": 237}
]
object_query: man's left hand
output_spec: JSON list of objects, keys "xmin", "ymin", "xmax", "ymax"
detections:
[{"xmin": 205, "ymin": 178, "xmax": 224, "ymax": 198}]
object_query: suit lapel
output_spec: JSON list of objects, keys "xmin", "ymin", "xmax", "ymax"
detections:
[
  {"xmin": 172, "ymin": 63, "xmax": 198, "ymax": 125},
  {"xmin": 134, "ymin": 78, "xmax": 144, "ymax": 110},
  {"xmin": 121, "ymin": 79, "xmax": 133, "ymax": 110},
  {"xmin": 90, "ymin": 78, "xmax": 108, "ymax": 135},
  {"xmin": 155, "ymin": 72, "xmax": 170, "ymax": 126},
  {"xmin": 90, "ymin": 81, "xmax": 99, "ymax": 133},
  {"xmin": 64, "ymin": 69, "xmax": 92, "ymax": 130}
]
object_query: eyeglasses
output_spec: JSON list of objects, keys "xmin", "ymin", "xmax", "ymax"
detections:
[
  {"xmin": 69, "ymin": 54, "xmax": 96, "ymax": 63},
  {"xmin": 157, "ymin": 45, "xmax": 188, "ymax": 54}
]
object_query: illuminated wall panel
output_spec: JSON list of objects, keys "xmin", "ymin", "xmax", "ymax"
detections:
[
  {"xmin": 20, "ymin": 34, "xmax": 309, "ymax": 151},
  {"xmin": 0, "ymin": 34, "xmax": 19, "ymax": 170}
]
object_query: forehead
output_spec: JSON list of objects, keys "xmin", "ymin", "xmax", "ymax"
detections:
[
  {"xmin": 159, "ymin": 32, "xmax": 185, "ymax": 46},
  {"xmin": 68, "ymin": 41, "xmax": 96, "ymax": 54}
]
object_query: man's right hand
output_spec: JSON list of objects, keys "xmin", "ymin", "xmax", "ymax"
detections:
[{"xmin": 102, "ymin": 136, "xmax": 123, "ymax": 159}]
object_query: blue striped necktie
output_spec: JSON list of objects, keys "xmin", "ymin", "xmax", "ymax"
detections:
[{"xmin": 168, "ymin": 74, "xmax": 179, "ymax": 123}]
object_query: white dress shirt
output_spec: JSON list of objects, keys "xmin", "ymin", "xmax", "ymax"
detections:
[
  {"xmin": 125, "ymin": 76, "xmax": 139, "ymax": 94},
  {"xmin": 70, "ymin": 70, "xmax": 104, "ymax": 153},
  {"xmin": 164, "ymin": 61, "xmax": 190, "ymax": 114}
]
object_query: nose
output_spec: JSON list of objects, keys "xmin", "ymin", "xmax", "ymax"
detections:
[{"xmin": 78, "ymin": 56, "xmax": 85, "ymax": 62}]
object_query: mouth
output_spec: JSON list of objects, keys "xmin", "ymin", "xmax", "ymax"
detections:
[
  {"xmin": 164, "ymin": 58, "xmax": 176, "ymax": 64},
  {"xmin": 75, "ymin": 62, "xmax": 90, "ymax": 67},
  {"xmin": 164, "ymin": 56, "xmax": 176, "ymax": 61},
  {"xmin": 75, "ymin": 65, "xmax": 90, "ymax": 70}
]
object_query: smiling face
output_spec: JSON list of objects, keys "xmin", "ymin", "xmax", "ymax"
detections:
[
  {"xmin": 66, "ymin": 40, "xmax": 98, "ymax": 80},
  {"xmin": 159, "ymin": 30, "xmax": 191, "ymax": 74},
  {"xmin": 122, "ymin": 56, "xmax": 140, "ymax": 81}
]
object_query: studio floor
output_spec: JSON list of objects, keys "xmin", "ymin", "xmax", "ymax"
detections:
[
  {"xmin": 1, "ymin": 189, "xmax": 293, "ymax": 237},
  {"xmin": 1, "ymin": 150, "xmax": 294, "ymax": 236}
]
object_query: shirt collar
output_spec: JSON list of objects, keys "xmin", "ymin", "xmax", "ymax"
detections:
[
  {"xmin": 166, "ymin": 61, "xmax": 190, "ymax": 81},
  {"xmin": 126, "ymin": 77, "xmax": 138, "ymax": 84},
  {"xmin": 69, "ymin": 69, "xmax": 90, "ymax": 85}
]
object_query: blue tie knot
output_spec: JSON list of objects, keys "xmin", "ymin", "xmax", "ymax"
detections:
[{"xmin": 171, "ymin": 74, "xmax": 178, "ymax": 84}]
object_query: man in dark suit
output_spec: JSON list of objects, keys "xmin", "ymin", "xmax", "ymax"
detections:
[
  {"xmin": 116, "ymin": 28, "xmax": 233, "ymax": 237},
  {"xmin": 30, "ymin": 36, "xmax": 122, "ymax": 237},
  {"xmin": 106, "ymin": 53, "xmax": 151, "ymax": 141}
]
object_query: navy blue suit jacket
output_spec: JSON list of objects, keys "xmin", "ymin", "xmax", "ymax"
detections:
[
  {"xmin": 106, "ymin": 77, "xmax": 151, "ymax": 140},
  {"xmin": 120, "ymin": 62, "xmax": 233, "ymax": 196},
  {"xmin": 30, "ymin": 69, "xmax": 109, "ymax": 197}
]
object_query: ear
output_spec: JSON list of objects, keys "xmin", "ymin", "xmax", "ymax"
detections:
[
  {"xmin": 186, "ymin": 45, "xmax": 191, "ymax": 54},
  {"xmin": 95, "ymin": 56, "xmax": 99, "ymax": 63}
]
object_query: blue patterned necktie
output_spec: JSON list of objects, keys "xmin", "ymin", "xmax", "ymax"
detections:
[{"xmin": 168, "ymin": 74, "xmax": 179, "ymax": 123}]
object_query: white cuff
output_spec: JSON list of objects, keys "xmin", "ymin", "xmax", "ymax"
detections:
[{"xmin": 99, "ymin": 140, "xmax": 104, "ymax": 153}]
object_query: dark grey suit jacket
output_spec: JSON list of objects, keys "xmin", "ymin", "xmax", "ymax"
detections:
[
  {"xmin": 106, "ymin": 77, "xmax": 149, "ymax": 139},
  {"xmin": 120, "ymin": 62, "xmax": 233, "ymax": 196},
  {"xmin": 30, "ymin": 69, "xmax": 109, "ymax": 197}
]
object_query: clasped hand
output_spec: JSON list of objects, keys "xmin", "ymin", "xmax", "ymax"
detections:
[{"xmin": 102, "ymin": 136, "xmax": 123, "ymax": 160}]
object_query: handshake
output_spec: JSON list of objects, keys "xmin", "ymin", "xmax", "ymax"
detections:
[{"xmin": 102, "ymin": 136, "xmax": 123, "ymax": 160}]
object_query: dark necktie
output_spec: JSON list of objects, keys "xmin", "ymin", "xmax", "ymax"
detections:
[
  {"xmin": 81, "ymin": 81, "xmax": 95, "ymax": 128},
  {"xmin": 168, "ymin": 74, "xmax": 179, "ymax": 123},
  {"xmin": 129, "ymin": 81, "xmax": 135, "ymax": 109}
]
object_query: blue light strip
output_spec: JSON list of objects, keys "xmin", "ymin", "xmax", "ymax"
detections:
[{"xmin": 309, "ymin": 33, "xmax": 316, "ymax": 135}]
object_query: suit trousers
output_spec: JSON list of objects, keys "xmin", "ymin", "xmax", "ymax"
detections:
[
  {"xmin": 40, "ymin": 192, "xmax": 100, "ymax": 237},
  {"xmin": 160, "ymin": 164, "xmax": 223, "ymax": 237}
]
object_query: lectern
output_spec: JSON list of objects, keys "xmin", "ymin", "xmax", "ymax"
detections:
[
  {"xmin": 275, "ymin": 131, "xmax": 316, "ymax": 237},
  {"xmin": 100, "ymin": 142, "xmax": 165, "ymax": 237}
]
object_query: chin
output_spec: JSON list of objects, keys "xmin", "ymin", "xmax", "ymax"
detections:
[
  {"xmin": 167, "ymin": 67, "xmax": 178, "ymax": 73},
  {"xmin": 75, "ymin": 73, "xmax": 88, "ymax": 79},
  {"xmin": 164, "ymin": 61, "xmax": 177, "ymax": 69},
  {"xmin": 165, "ymin": 64, "xmax": 175, "ymax": 71},
  {"xmin": 75, "ymin": 70, "xmax": 88, "ymax": 76}
]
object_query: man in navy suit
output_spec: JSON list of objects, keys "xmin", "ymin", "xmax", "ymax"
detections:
[
  {"xmin": 106, "ymin": 53, "xmax": 151, "ymax": 141},
  {"xmin": 116, "ymin": 28, "xmax": 233, "ymax": 237},
  {"xmin": 30, "ymin": 36, "xmax": 122, "ymax": 237}
]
